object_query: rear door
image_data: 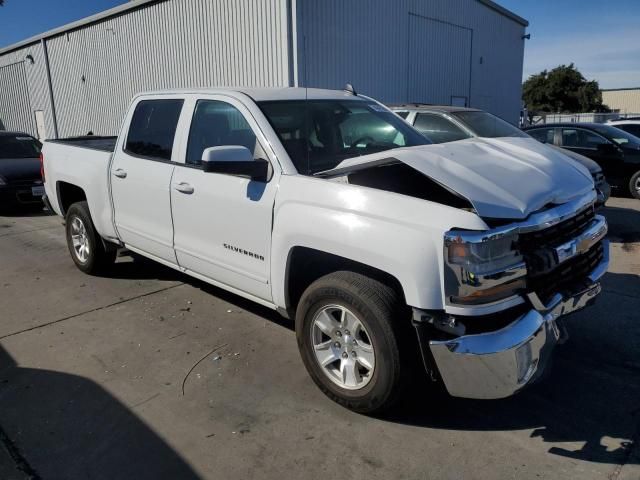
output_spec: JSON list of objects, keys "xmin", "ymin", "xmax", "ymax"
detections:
[
  {"xmin": 110, "ymin": 96, "xmax": 185, "ymax": 264},
  {"xmin": 170, "ymin": 95, "xmax": 280, "ymax": 302}
]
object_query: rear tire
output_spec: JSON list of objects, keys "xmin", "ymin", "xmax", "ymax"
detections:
[
  {"xmin": 65, "ymin": 201, "xmax": 116, "ymax": 274},
  {"xmin": 295, "ymin": 271, "xmax": 409, "ymax": 414},
  {"xmin": 629, "ymin": 170, "xmax": 640, "ymax": 199}
]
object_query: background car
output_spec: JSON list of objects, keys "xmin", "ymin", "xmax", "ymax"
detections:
[
  {"xmin": 524, "ymin": 123, "xmax": 640, "ymax": 199},
  {"xmin": 390, "ymin": 105, "xmax": 610, "ymax": 205},
  {"xmin": 0, "ymin": 132, "xmax": 45, "ymax": 211},
  {"xmin": 607, "ymin": 119, "xmax": 640, "ymax": 138}
]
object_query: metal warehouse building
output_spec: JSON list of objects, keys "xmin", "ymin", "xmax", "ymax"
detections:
[{"xmin": 0, "ymin": 0, "xmax": 527, "ymax": 140}]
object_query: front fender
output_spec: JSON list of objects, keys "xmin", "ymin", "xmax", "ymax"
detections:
[{"xmin": 270, "ymin": 175, "xmax": 487, "ymax": 310}]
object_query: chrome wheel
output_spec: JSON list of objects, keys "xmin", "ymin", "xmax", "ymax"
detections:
[
  {"xmin": 310, "ymin": 305, "xmax": 375, "ymax": 390},
  {"xmin": 70, "ymin": 216, "xmax": 90, "ymax": 263},
  {"xmin": 635, "ymin": 176, "xmax": 640, "ymax": 193}
]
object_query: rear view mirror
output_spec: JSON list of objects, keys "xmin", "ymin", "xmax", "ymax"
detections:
[{"xmin": 201, "ymin": 146, "xmax": 269, "ymax": 182}]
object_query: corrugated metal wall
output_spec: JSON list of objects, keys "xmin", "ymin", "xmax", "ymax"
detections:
[
  {"xmin": 296, "ymin": 0, "xmax": 526, "ymax": 123},
  {"xmin": 0, "ymin": 43, "xmax": 54, "ymax": 137},
  {"xmin": 1, "ymin": 0, "xmax": 290, "ymax": 138},
  {"xmin": 0, "ymin": 0, "xmax": 526, "ymax": 135}
]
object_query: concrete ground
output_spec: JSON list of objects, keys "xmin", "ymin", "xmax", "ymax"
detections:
[{"xmin": 0, "ymin": 198, "xmax": 638, "ymax": 480}]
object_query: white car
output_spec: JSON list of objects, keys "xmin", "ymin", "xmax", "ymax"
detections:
[
  {"xmin": 607, "ymin": 119, "xmax": 640, "ymax": 138},
  {"xmin": 41, "ymin": 88, "xmax": 608, "ymax": 413}
]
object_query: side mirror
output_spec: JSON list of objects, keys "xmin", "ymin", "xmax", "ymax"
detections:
[{"xmin": 201, "ymin": 146, "xmax": 269, "ymax": 182}]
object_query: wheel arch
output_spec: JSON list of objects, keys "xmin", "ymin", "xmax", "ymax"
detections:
[{"xmin": 281, "ymin": 246, "xmax": 406, "ymax": 318}]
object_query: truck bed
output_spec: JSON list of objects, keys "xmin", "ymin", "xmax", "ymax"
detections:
[{"xmin": 48, "ymin": 136, "xmax": 117, "ymax": 152}]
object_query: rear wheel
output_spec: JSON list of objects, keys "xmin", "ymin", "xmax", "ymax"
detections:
[
  {"xmin": 629, "ymin": 170, "xmax": 640, "ymax": 199},
  {"xmin": 295, "ymin": 271, "xmax": 408, "ymax": 414},
  {"xmin": 65, "ymin": 201, "xmax": 116, "ymax": 274}
]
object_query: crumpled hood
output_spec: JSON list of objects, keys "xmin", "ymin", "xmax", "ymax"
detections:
[{"xmin": 325, "ymin": 137, "xmax": 595, "ymax": 220}]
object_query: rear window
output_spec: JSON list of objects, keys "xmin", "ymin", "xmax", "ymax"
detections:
[
  {"xmin": 413, "ymin": 113, "xmax": 470, "ymax": 143},
  {"xmin": 0, "ymin": 134, "xmax": 42, "ymax": 159},
  {"xmin": 125, "ymin": 99, "xmax": 184, "ymax": 160}
]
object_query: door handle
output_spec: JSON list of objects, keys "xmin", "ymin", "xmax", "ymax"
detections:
[
  {"xmin": 113, "ymin": 168, "xmax": 127, "ymax": 179},
  {"xmin": 174, "ymin": 182, "xmax": 194, "ymax": 194}
]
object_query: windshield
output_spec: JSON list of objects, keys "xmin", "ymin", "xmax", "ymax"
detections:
[
  {"xmin": 591, "ymin": 124, "xmax": 640, "ymax": 146},
  {"xmin": 258, "ymin": 99, "xmax": 429, "ymax": 175},
  {"xmin": 452, "ymin": 111, "xmax": 527, "ymax": 139},
  {"xmin": 0, "ymin": 134, "xmax": 42, "ymax": 159}
]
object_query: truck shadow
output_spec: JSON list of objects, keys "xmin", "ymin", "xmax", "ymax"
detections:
[
  {"xmin": 0, "ymin": 346, "xmax": 201, "ymax": 479},
  {"xmin": 385, "ymin": 270, "xmax": 640, "ymax": 467}
]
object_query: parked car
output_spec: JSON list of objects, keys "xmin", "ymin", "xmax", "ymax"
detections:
[
  {"xmin": 607, "ymin": 119, "xmax": 640, "ymax": 138},
  {"xmin": 0, "ymin": 131, "xmax": 45, "ymax": 211},
  {"xmin": 390, "ymin": 105, "xmax": 610, "ymax": 205},
  {"xmin": 524, "ymin": 123, "xmax": 640, "ymax": 199},
  {"xmin": 42, "ymin": 88, "xmax": 608, "ymax": 413}
]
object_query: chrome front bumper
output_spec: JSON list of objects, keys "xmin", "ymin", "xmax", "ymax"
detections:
[{"xmin": 427, "ymin": 240, "xmax": 609, "ymax": 399}]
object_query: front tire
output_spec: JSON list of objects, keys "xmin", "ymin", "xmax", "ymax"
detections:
[
  {"xmin": 629, "ymin": 170, "xmax": 640, "ymax": 199},
  {"xmin": 295, "ymin": 271, "xmax": 407, "ymax": 414},
  {"xmin": 65, "ymin": 201, "xmax": 116, "ymax": 274}
]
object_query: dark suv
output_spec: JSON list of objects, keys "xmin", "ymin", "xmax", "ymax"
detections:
[{"xmin": 524, "ymin": 123, "xmax": 640, "ymax": 199}]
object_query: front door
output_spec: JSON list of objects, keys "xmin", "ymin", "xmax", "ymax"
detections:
[
  {"xmin": 171, "ymin": 96, "xmax": 279, "ymax": 301},
  {"xmin": 111, "ymin": 97, "xmax": 184, "ymax": 263},
  {"xmin": 559, "ymin": 127, "xmax": 621, "ymax": 178}
]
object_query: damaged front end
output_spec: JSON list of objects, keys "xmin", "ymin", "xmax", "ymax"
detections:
[{"xmin": 413, "ymin": 192, "xmax": 609, "ymax": 399}]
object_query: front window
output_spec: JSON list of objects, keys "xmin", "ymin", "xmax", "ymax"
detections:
[
  {"xmin": 0, "ymin": 134, "xmax": 42, "ymax": 159},
  {"xmin": 452, "ymin": 111, "xmax": 527, "ymax": 139},
  {"xmin": 561, "ymin": 129, "xmax": 607, "ymax": 149},
  {"xmin": 186, "ymin": 100, "xmax": 263, "ymax": 166},
  {"xmin": 591, "ymin": 124, "xmax": 640, "ymax": 146},
  {"xmin": 258, "ymin": 100, "xmax": 429, "ymax": 175},
  {"xmin": 413, "ymin": 113, "xmax": 470, "ymax": 143}
]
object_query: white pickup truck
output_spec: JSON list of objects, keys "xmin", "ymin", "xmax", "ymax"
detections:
[{"xmin": 42, "ymin": 88, "xmax": 609, "ymax": 413}]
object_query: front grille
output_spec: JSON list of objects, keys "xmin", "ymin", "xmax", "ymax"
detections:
[
  {"xmin": 519, "ymin": 206, "xmax": 602, "ymax": 304},
  {"xmin": 527, "ymin": 242, "xmax": 603, "ymax": 304},
  {"xmin": 519, "ymin": 206, "xmax": 595, "ymax": 252}
]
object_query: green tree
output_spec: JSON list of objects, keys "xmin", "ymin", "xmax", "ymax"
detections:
[{"xmin": 523, "ymin": 64, "xmax": 608, "ymax": 113}]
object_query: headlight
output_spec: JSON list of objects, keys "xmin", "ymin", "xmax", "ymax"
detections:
[
  {"xmin": 446, "ymin": 232, "xmax": 522, "ymax": 275},
  {"xmin": 444, "ymin": 230, "xmax": 526, "ymax": 305}
]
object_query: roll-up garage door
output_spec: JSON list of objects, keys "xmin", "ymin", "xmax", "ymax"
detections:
[
  {"xmin": 407, "ymin": 13, "xmax": 472, "ymax": 106},
  {"xmin": 0, "ymin": 62, "xmax": 33, "ymax": 135}
]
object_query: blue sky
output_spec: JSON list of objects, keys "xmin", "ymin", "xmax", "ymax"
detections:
[
  {"xmin": 1, "ymin": 0, "xmax": 638, "ymax": 89},
  {"xmin": 500, "ymin": 0, "xmax": 640, "ymax": 88}
]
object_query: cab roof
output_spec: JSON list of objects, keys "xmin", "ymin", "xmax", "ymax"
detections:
[{"xmin": 136, "ymin": 87, "xmax": 368, "ymax": 102}]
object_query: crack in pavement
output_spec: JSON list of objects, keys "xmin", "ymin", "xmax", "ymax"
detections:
[{"xmin": 0, "ymin": 283, "xmax": 184, "ymax": 340}]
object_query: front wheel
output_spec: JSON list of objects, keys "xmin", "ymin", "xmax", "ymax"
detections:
[
  {"xmin": 629, "ymin": 170, "xmax": 640, "ymax": 199},
  {"xmin": 295, "ymin": 271, "xmax": 408, "ymax": 414},
  {"xmin": 65, "ymin": 201, "xmax": 116, "ymax": 274}
]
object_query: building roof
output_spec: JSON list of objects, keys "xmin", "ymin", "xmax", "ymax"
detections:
[
  {"xmin": 0, "ymin": 0, "xmax": 528, "ymax": 56},
  {"xmin": 601, "ymin": 87, "xmax": 640, "ymax": 92}
]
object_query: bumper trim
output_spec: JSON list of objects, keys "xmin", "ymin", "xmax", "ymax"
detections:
[{"xmin": 427, "ymin": 241, "xmax": 609, "ymax": 399}]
